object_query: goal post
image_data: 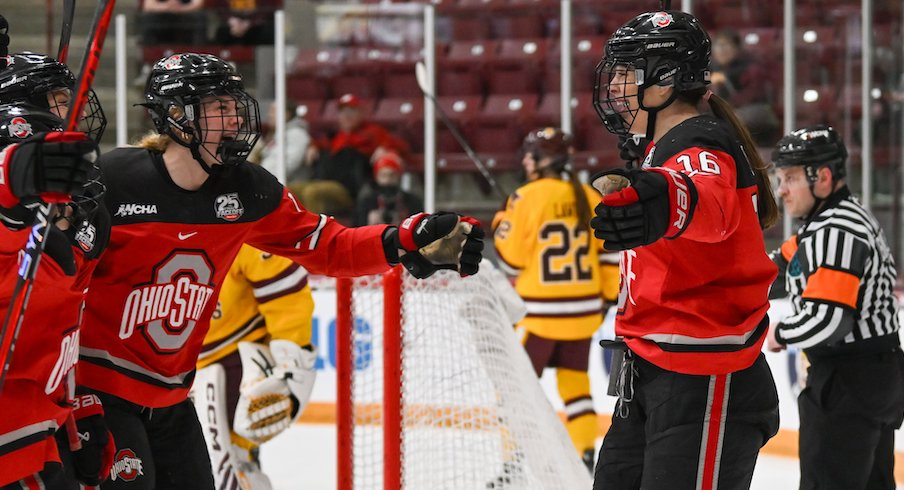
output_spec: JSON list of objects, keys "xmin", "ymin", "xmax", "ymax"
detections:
[{"xmin": 336, "ymin": 263, "xmax": 592, "ymax": 489}]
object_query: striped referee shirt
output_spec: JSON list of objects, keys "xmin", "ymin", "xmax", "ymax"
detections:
[{"xmin": 771, "ymin": 187, "xmax": 901, "ymax": 355}]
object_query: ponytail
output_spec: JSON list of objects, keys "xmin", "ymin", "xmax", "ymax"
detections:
[
  {"xmin": 678, "ymin": 89, "xmax": 779, "ymax": 229},
  {"xmin": 567, "ymin": 167, "xmax": 592, "ymax": 233}
]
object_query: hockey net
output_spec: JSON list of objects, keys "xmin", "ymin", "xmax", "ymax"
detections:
[{"xmin": 336, "ymin": 263, "xmax": 591, "ymax": 490}]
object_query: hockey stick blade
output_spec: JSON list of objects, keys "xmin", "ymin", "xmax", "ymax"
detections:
[{"xmin": 415, "ymin": 61, "xmax": 508, "ymax": 200}]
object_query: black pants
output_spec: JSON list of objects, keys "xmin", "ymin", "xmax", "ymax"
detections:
[
  {"xmin": 799, "ymin": 349, "xmax": 904, "ymax": 490},
  {"xmin": 92, "ymin": 391, "xmax": 215, "ymax": 490},
  {"xmin": 594, "ymin": 353, "xmax": 779, "ymax": 490}
]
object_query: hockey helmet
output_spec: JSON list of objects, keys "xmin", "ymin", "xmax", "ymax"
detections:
[
  {"xmin": 143, "ymin": 53, "xmax": 260, "ymax": 168},
  {"xmin": 522, "ymin": 127, "xmax": 574, "ymax": 170},
  {"xmin": 593, "ymin": 10, "xmax": 712, "ymax": 136},
  {"xmin": 0, "ymin": 102, "xmax": 104, "ymax": 224},
  {"xmin": 0, "ymin": 52, "xmax": 106, "ymax": 143},
  {"xmin": 772, "ymin": 125, "xmax": 847, "ymax": 182}
]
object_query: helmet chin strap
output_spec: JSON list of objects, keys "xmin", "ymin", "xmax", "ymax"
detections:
[
  {"xmin": 188, "ymin": 142, "xmax": 215, "ymax": 174},
  {"xmin": 636, "ymin": 83, "xmax": 679, "ymax": 154}
]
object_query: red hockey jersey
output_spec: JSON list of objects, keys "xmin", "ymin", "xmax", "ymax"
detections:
[
  {"xmin": 77, "ymin": 148, "xmax": 391, "ymax": 408},
  {"xmin": 0, "ymin": 224, "xmax": 102, "ymax": 484},
  {"xmin": 614, "ymin": 116, "xmax": 777, "ymax": 375}
]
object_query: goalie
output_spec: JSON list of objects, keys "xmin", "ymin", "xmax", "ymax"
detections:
[{"xmin": 193, "ymin": 244, "xmax": 317, "ymax": 489}]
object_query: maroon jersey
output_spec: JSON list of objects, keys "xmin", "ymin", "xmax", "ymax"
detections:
[
  {"xmin": 0, "ymin": 222, "xmax": 104, "ymax": 484},
  {"xmin": 77, "ymin": 148, "xmax": 391, "ymax": 407},
  {"xmin": 615, "ymin": 115, "xmax": 777, "ymax": 375}
]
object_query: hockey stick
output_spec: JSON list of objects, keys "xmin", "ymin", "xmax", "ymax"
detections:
[
  {"xmin": 57, "ymin": 0, "xmax": 77, "ymax": 63},
  {"xmin": 414, "ymin": 61, "xmax": 509, "ymax": 200},
  {"xmin": 0, "ymin": 0, "xmax": 117, "ymax": 393}
]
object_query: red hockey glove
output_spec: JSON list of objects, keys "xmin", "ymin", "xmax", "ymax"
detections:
[
  {"xmin": 390, "ymin": 212, "xmax": 484, "ymax": 279},
  {"xmin": 0, "ymin": 131, "xmax": 98, "ymax": 207},
  {"xmin": 589, "ymin": 167, "xmax": 697, "ymax": 251},
  {"xmin": 69, "ymin": 392, "xmax": 116, "ymax": 486}
]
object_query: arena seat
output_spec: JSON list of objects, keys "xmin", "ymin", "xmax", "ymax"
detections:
[
  {"xmin": 371, "ymin": 96, "xmax": 425, "ymax": 153},
  {"xmin": 438, "ymin": 40, "xmax": 497, "ymax": 96},
  {"xmin": 487, "ymin": 38, "xmax": 547, "ymax": 94},
  {"xmin": 434, "ymin": 95, "xmax": 483, "ymax": 153}
]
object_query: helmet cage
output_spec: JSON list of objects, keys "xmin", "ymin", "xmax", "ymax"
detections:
[
  {"xmin": 144, "ymin": 54, "xmax": 261, "ymax": 167},
  {"xmin": 0, "ymin": 53, "xmax": 106, "ymax": 143},
  {"xmin": 593, "ymin": 11, "xmax": 712, "ymax": 137}
]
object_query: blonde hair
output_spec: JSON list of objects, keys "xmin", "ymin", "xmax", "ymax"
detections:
[{"xmin": 136, "ymin": 131, "xmax": 171, "ymax": 151}]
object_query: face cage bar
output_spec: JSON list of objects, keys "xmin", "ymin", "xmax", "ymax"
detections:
[
  {"xmin": 47, "ymin": 89, "xmax": 107, "ymax": 144},
  {"xmin": 193, "ymin": 89, "xmax": 261, "ymax": 167},
  {"xmin": 593, "ymin": 59, "xmax": 641, "ymax": 137}
]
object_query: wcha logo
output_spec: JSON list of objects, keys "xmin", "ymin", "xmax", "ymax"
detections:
[{"xmin": 114, "ymin": 203, "xmax": 158, "ymax": 217}]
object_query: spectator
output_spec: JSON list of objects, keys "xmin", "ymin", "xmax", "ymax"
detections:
[
  {"xmin": 210, "ymin": 0, "xmax": 279, "ymax": 46},
  {"xmin": 254, "ymin": 99, "xmax": 311, "ymax": 184},
  {"xmin": 305, "ymin": 93, "xmax": 410, "ymax": 212},
  {"xmin": 710, "ymin": 29, "xmax": 769, "ymax": 106},
  {"xmin": 354, "ymin": 152, "xmax": 423, "ymax": 226},
  {"xmin": 138, "ymin": 0, "xmax": 207, "ymax": 46}
]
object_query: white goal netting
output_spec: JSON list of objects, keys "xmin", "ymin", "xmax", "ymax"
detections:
[{"xmin": 339, "ymin": 263, "xmax": 591, "ymax": 490}]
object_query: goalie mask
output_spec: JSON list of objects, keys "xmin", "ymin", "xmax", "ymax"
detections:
[
  {"xmin": 593, "ymin": 10, "xmax": 711, "ymax": 137},
  {"xmin": 521, "ymin": 127, "xmax": 574, "ymax": 179},
  {"xmin": 143, "ymin": 52, "xmax": 261, "ymax": 172},
  {"xmin": 0, "ymin": 52, "xmax": 106, "ymax": 143}
]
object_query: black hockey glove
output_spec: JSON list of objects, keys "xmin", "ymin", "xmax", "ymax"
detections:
[
  {"xmin": 385, "ymin": 212, "xmax": 484, "ymax": 279},
  {"xmin": 0, "ymin": 131, "xmax": 98, "ymax": 208},
  {"xmin": 618, "ymin": 134, "xmax": 651, "ymax": 167},
  {"xmin": 69, "ymin": 391, "xmax": 115, "ymax": 486},
  {"xmin": 589, "ymin": 167, "xmax": 698, "ymax": 251}
]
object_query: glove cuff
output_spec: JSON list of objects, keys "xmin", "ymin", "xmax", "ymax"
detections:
[
  {"xmin": 382, "ymin": 227, "xmax": 401, "ymax": 265},
  {"xmin": 72, "ymin": 392, "xmax": 104, "ymax": 420},
  {"xmin": 0, "ymin": 144, "xmax": 20, "ymax": 207},
  {"xmin": 397, "ymin": 212, "xmax": 429, "ymax": 251},
  {"xmin": 646, "ymin": 167, "xmax": 698, "ymax": 239}
]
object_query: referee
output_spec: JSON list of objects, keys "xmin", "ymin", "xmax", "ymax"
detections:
[{"xmin": 767, "ymin": 125, "xmax": 904, "ymax": 490}]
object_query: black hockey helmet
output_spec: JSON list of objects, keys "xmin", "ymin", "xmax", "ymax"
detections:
[
  {"xmin": 772, "ymin": 125, "xmax": 847, "ymax": 182},
  {"xmin": 593, "ymin": 10, "xmax": 712, "ymax": 136},
  {"xmin": 0, "ymin": 102, "xmax": 104, "ymax": 225},
  {"xmin": 0, "ymin": 102, "xmax": 64, "ymax": 145},
  {"xmin": 0, "ymin": 52, "xmax": 106, "ymax": 143},
  {"xmin": 143, "ymin": 52, "xmax": 260, "ymax": 170}
]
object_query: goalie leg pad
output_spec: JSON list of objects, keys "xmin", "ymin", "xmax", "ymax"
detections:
[{"xmin": 191, "ymin": 364, "xmax": 245, "ymax": 490}]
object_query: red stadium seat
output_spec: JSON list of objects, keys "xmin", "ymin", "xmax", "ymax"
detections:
[
  {"xmin": 491, "ymin": 12, "xmax": 545, "ymax": 39},
  {"xmin": 449, "ymin": 16, "xmax": 492, "ymax": 41},
  {"xmin": 435, "ymin": 95, "xmax": 484, "ymax": 153},
  {"xmin": 438, "ymin": 40, "xmax": 497, "ymax": 96},
  {"xmin": 487, "ymin": 38, "xmax": 547, "ymax": 94},
  {"xmin": 470, "ymin": 94, "xmax": 538, "ymax": 154}
]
